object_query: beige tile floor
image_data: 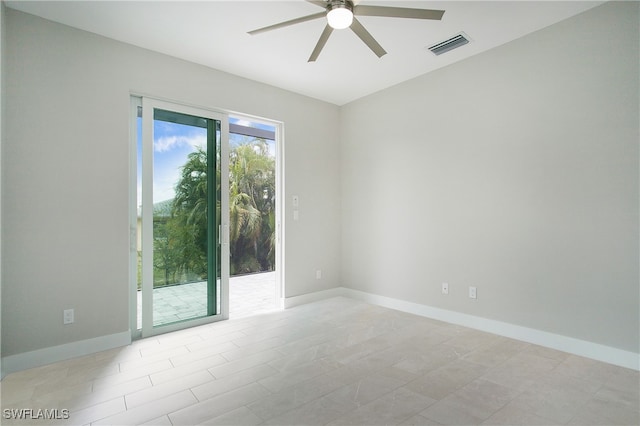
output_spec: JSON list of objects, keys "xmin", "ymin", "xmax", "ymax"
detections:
[{"xmin": 2, "ymin": 297, "xmax": 638, "ymax": 425}]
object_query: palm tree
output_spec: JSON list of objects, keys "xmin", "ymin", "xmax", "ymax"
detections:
[
  {"xmin": 172, "ymin": 147, "xmax": 211, "ymax": 279},
  {"xmin": 228, "ymin": 139, "xmax": 275, "ymax": 273},
  {"xmin": 169, "ymin": 139, "xmax": 276, "ymax": 277}
]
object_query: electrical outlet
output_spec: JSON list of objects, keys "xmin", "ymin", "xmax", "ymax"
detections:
[
  {"xmin": 469, "ymin": 286, "xmax": 477, "ymax": 299},
  {"xmin": 316, "ymin": 270, "xmax": 322, "ymax": 280},
  {"xmin": 63, "ymin": 309, "xmax": 74, "ymax": 325},
  {"xmin": 442, "ymin": 282, "xmax": 449, "ymax": 295},
  {"xmin": 292, "ymin": 195, "xmax": 299, "ymax": 207}
]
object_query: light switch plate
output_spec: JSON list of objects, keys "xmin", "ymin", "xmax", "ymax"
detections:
[{"xmin": 63, "ymin": 309, "xmax": 74, "ymax": 325}]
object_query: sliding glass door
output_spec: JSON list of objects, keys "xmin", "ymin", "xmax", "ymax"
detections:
[{"xmin": 133, "ymin": 97, "xmax": 229, "ymax": 337}]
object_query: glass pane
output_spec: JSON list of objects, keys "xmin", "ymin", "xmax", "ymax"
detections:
[
  {"xmin": 228, "ymin": 118, "xmax": 279, "ymax": 318},
  {"xmin": 152, "ymin": 109, "xmax": 215, "ymax": 327}
]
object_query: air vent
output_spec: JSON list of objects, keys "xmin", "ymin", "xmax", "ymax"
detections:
[{"xmin": 428, "ymin": 33, "xmax": 470, "ymax": 56}]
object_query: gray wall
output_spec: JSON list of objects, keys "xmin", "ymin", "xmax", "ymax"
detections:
[
  {"xmin": 2, "ymin": 9, "xmax": 341, "ymax": 357},
  {"xmin": 3, "ymin": 1, "xmax": 639, "ymax": 363},
  {"xmin": 340, "ymin": 1, "xmax": 639, "ymax": 353},
  {"xmin": 0, "ymin": 1, "xmax": 5, "ymax": 365}
]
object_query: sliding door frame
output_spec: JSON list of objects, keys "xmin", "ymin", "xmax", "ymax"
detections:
[{"xmin": 130, "ymin": 95, "xmax": 230, "ymax": 339}]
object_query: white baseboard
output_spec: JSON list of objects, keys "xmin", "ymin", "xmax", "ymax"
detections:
[
  {"xmin": 1, "ymin": 331, "xmax": 131, "ymax": 379},
  {"xmin": 283, "ymin": 287, "xmax": 344, "ymax": 309},
  {"xmin": 286, "ymin": 286, "xmax": 639, "ymax": 371},
  {"xmin": 3, "ymin": 288, "xmax": 637, "ymax": 378}
]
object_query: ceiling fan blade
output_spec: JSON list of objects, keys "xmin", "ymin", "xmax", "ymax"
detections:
[
  {"xmin": 350, "ymin": 17, "xmax": 387, "ymax": 58},
  {"xmin": 354, "ymin": 5, "xmax": 444, "ymax": 20},
  {"xmin": 306, "ymin": 0, "xmax": 328, "ymax": 8},
  {"xmin": 248, "ymin": 12, "xmax": 325, "ymax": 36},
  {"xmin": 308, "ymin": 24, "xmax": 334, "ymax": 62}
]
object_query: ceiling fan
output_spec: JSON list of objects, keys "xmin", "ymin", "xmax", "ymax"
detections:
[{"xmin": 248, "ymin": 0, "xmax": 445, "ymax": 62}]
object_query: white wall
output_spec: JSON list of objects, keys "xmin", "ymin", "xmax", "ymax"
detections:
[
  {"xmin": 2, "ymin": 9, "xmax": 341, "ymax": 364},
  {"xmin": 340, "ymin": 1, "xmax": 639, "ymax": 354}
]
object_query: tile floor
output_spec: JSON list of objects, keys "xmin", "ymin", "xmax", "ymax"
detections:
[
  {"xmin": 138, "ymin": 272, "xmax": 279, "ymax": 327},
  {"xmin": 2, "ymin": 297, "xmax": 638, "ymax": 425},
  {"xmin": 227, "ymin": 272, "xmax": 279, "ymax": 319}
]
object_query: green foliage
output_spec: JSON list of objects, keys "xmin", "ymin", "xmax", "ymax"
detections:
[
  {"xmin": 150, "ymin": 138, "xmax": 275, "ymax": 287},
  {"xmin": 229, "ymin": 138, "xmax": 275, "ymax": 273},
  {"xmin": 172, "ymin": 148, "xmax": 211, "ymax": 279}
]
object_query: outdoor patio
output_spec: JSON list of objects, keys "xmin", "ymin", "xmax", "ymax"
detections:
[{"xmin": 137, "ymin": 271, "xmax": 279, "ymax": 328}]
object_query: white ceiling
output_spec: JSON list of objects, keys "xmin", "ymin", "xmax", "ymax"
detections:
[{"xmin": 7, "ymin": 0, "xmax": 604, "ymax": 105}]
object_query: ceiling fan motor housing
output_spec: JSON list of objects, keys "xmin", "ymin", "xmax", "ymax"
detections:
[{"xmin": 327, "ymin": 0, "xmax": 354, "ymax": 12}]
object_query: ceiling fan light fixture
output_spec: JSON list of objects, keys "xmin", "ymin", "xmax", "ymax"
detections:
[
  {"xmin": 249, "ymin": 0, "xmax": 445, "ymax": 62},
  {"xmin": 327, "ymin": 1, "xmax": 353, "ymax": 30}
]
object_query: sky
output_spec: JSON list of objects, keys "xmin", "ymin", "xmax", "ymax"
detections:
[{"xmin": 137, "ymin": 116, "xmax": 275, "ymax": 206}]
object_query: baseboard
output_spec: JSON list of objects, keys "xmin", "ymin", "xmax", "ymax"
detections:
[
  {"xmin": 283, "ymin": 286, "xmax": 639, "ymax": 371},
  {"xmin": 1, "ymin": 331, "xmax": 131, "ymax": 379},
  {"xmin": 339, "ymin": 287, "xmax": 639, "ymax": 371},
  {"xmin": 283, "ymin": 287, "xmax": 344, "ymax": 309},
  {"xmin": 3, "ymin": 288, "xmax": 637, "ymax": 378}
]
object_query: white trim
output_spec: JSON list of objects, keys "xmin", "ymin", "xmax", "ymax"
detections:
[
  {"xmin": 1, "ymin": 331, "xmax": 131, "ymax": 379},
  {"xmin": 140, "ymin": 97, "xmax": 153, "ymax": 336},
  {"xmin": 341, "ymin": 288, "xmax": 639, "ymax": 371},
  {"xmin": 143, "ymin": 315, "xmax": 226, "ymax": 337},
  {"xmin": 275, "ymin": 121, "xmax": 285, "ymax": 309},
  {"xmin": 283, "ymin": 287, "xmax": 344, "ymax": 309},
  {"xmin": 284, "ymin": 286, "xmax": 640, "ymax": 371},
  {"xmin": 129, "ymin": 96, "xmax": 141, "ymax": 339},
  {"xmin": 220, "ymin": 117, "xmax": 230, "ymax": 320}
]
